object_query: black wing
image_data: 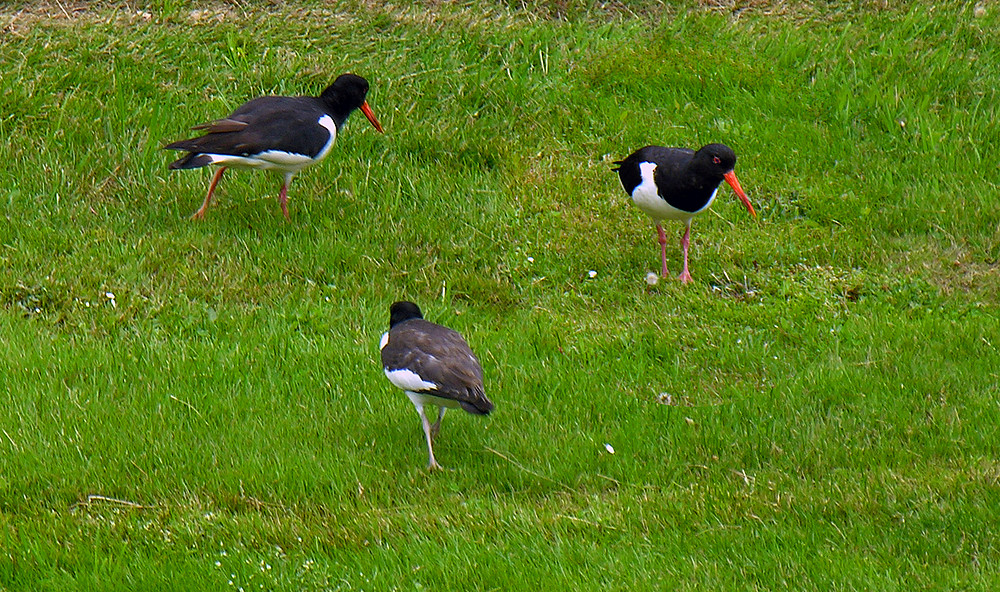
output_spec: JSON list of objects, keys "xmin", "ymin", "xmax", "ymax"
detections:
[
  {"xmin": 613, "ymin": 145, "xmax": 696, "ymax": 196},
  {"xmin": 164, "ymin": 96, "xmax": 332, "ymax": 159}
]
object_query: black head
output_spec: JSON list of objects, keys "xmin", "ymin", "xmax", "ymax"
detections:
[
  {"xmin": 389, "ymin": 301, "xmax": 423, "ymax": 328},
  {"xmin": 693, "ymin": 143, "xmax": 738, "ymax": 178},
  {"xmin": 694, "ymin": 143, "xmax": 755, "ymax": 217},
  {"xmin": 320, "ymin": 73, "xmax": 372, "ymax": 125}
]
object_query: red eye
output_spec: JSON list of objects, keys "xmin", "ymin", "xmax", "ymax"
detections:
[{"xmin": 713, "ymin": 156, "xmax": 721, "ymax": 165}]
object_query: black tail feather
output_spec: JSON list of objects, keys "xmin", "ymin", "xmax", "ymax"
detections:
[
  {"xmin": 459, "ymin": 400, "xmax": 493, "ymax": 415},
  {"xmin": 167, "ymin": 153, "xmax": 213, "ymax": 170},
  {"xmin": 459, "ymin": 387, "xmax": 494, "ymax": 415}
]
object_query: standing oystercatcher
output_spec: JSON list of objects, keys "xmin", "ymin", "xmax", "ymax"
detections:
[
  {"xmin": 379, "ymin": 301, "xmax": 493, "ymax": 471},
  {"xmin": 165, "ymin": 73, "xmax": 384, "ymax": 219},
  {"xmin": 613, "ymin": 143, "xmax": 756, "ymax": 283}
]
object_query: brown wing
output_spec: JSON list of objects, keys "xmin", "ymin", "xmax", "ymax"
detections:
[
  {"xmin": 191, "ymin": 118, "xmax": 250, "ymax": 133},
  {"xmin": 382, "ymin": 319, "xmax": 493, "ymax": 415}
]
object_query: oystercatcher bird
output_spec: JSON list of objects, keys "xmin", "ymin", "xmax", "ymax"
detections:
[
  {"xmin": 379, "ymin": 301, "xmax": 493, "ymax": 471},
  {"xmin": 613, "ymin": 143, "xmax": 756, "ymax": 283},
  {"xmin": 165, "ymin": 73, "xmax": 384, "ymax": 220}
]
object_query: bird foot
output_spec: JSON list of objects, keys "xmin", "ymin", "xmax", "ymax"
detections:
[
  {"xmin": 677, "ymin": 270, "xmax": 693, "ymax": 284},
  {"xmin": 427, "ymin": 461, "xmax": 446, "ymax": 472}
]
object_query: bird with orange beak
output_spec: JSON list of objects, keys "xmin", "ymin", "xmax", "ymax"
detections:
[
  {"xmin": 166, "ymin": 73, "xmax": 384, "ymax": 219},
  {"xmin": 613, "ymin": 143, "xmax": 756, "ymax": 283}
]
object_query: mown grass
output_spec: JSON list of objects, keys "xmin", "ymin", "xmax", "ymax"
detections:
[{"xmin": 1, "ymin": 1, "xmax": 999, "ymax": 590}]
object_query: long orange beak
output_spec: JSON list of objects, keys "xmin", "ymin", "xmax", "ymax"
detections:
[
  {"xmin": 724, "ymin": 170, "xmax": 756, "ymax": 218},
  {"xmin": 360, "ymin": 101, "xmax": 384, "ymax": 134}
]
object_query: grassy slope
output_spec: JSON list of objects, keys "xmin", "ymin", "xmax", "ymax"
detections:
[{"xmin": 1, "ymin": 1, "xmax": 999, "ymax": 590}]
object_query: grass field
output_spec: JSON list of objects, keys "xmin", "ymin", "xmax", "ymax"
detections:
[{"xmin": 1, "ymin": 0, "xmax": 999, "ymax": 589}]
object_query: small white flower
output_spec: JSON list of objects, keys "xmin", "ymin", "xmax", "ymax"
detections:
[
  {"xmin": 645, "ymin": 272, "xmax": 659, "ymax": 286},
  {"xmin": 588, "ymin": 270, "xmax": 598, "ymax": 278},
  {"xmin": 604, "ymin": 443, "xmax": 615, "ymax": 454},
  {"xmin": 527, "ymin": 256, "xmax": 534, "ymax": 263}
]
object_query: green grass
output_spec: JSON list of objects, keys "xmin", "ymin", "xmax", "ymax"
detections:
[{"xmin": 2, "ymin": 1, "xmax": 999, "ymax": 589}]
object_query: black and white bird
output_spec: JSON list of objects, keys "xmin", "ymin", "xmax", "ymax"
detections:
[
  {"xmin": 165, "ymin": 73, "xmax": 384, "ymax": 219},
  {"xmin": 613, "ymin": 143, "xmax": 756, "ymax": 283},
  {"xmin": 379, "ymin": 301, "xmax": 493, "ymax": 471}
]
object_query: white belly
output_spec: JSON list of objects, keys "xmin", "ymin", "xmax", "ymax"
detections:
[
  {"xmin": 405, "ymin": 390, "xmax": 462, "ymax": 410},
  {"xmin": 631, "ymin": 161, "xmax": 716, "ymax": 222},
  {"xmin": 206, "ymin": 152, "xmax": 315, "ymax": 173}
]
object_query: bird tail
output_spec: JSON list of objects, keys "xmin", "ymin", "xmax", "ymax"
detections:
[
  {"xmin": 459, "ymin": 387, "xmax": 494, "ymax": 415},
  {"xmin": 611, "ymin": 159, "xmax": 624, "ymax": 172},
  {"xmin": 167, "ymin": 152, "xmax": 213, "ymax": 170}
]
